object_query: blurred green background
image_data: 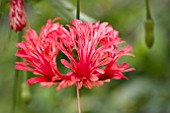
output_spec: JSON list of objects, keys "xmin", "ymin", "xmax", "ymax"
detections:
[{"xmin": 0, "ymin": 0, "xmax": 170, "ymax": 113}]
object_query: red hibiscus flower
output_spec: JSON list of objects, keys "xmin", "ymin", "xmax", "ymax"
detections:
[{"xmin": 15, "ymin": 18, "xmax": 135, "ymax": 90}]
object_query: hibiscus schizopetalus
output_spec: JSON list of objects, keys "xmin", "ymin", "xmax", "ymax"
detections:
[
  {"xmin": 15, "ymin": 18, "xmax": 135, "ymax": 90},
  {"xmin": 10, "ymin": 0, "xmax": 26, "ymax": 32}
]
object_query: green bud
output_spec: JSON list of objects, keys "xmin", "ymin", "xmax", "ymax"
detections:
[
  {"xmin": 21, "ymin": 83, "xmax": 31, "ymax": 104},
  {"xmin": 145, "ymin": 19, "xmax": 154, "ymax": 48}
]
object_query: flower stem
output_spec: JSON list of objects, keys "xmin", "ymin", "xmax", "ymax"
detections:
[
  {"xmin": 11, "ymin": 31, "xmax": 23, "ymax": 113},
  {"xmin": 145, "ymin": 0, "xmax": 152, "ymax": 19},
  {"xmin": 76, "ymin": 0, "xmax": 80, "ymax": 19},
  {"xmin": 76, "ymin": 83, "xmax": 81, "ymax": 113},
  {"xmin": 0, "ymin": 0, "xmax": 4, "ymax": 18}
]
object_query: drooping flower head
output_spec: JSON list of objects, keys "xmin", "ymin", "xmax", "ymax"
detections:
[
  {"xmin": 10, "ymin": 0, "xmax": 26, "ymax": 32},
  {"xmin": 15, "ymin": 18, "xmax": 135, "ymax": 90}
]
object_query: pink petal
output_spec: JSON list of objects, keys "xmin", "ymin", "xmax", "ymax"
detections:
[
  {"xmin": 56, "ymin": 80, "xmax": 75, "ymax": 90},
  {"xmin": 61, "ymin": 59, "xmax": 73, "ymax": 69},
  {"xmin": 40, "ymin": 82, "xmax": 56, "ymax": 88},
  {"xmin": 27, "ymin": 77, "xmax": 49, "ymax": 85},
  {"xmin": 90, "ymin": 75, "xmax": 99, "ymax": 82}
]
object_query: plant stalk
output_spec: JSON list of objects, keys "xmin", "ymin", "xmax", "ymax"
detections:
[
  {"xmin": 145, "ymin": 0, "xmax": 152, "ymax": 19},
  {"xmin": 76, "ymin": 83, "xmax": 81, "ymax": 113},
  {"xmin": 76, "ymin": 0, "xmax": 80, "ymax": 19},
  {"xmin": 12, "ymin": 31, "xmax": 23, "ymax": 113}
]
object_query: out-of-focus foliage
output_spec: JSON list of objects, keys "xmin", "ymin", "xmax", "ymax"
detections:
[{"xmin": 0, "ymin": 0, "xmax": 170, "ymax": 113}]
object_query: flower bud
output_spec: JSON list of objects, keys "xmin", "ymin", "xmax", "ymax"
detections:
[
  {"xmin": 9, "ymin": 0, "xmax": 26, "ymax": 32},
  {"xmin": 145, "ymin": 19, "xmax": 154, "ymax": 48},
  {"xmin": 21, "ymin": 82, "xmax": 31, "ymax": 104}
]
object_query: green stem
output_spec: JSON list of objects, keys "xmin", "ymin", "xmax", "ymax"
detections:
[
  {"xmin": 76, "ymin": 0, "xmax": 80, "ymax": 19},
  {"xmin": 0, "ymin": 0, "xmax": 4, "ymax": 18},
  {"xmin": 12, "ymin": 66, "xmax": 19, "ymax": 113},
  {"xmin": 12, "ymin": 31, "xmax": 23, "ymax": 113},
  {"xmin": 0, "ymin": 0, "xmax": 5, "ymax": 31},
  {"xmin": 18, "ymin": 31, "xmax": 23, "ymax": 42},
  {"xmin": 23, "ymin": 71, "xmax": 27, "ymax": 82},
  {"xmin": 145, "ymin": 0, "xmax": 152, "ymax": 19}
]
